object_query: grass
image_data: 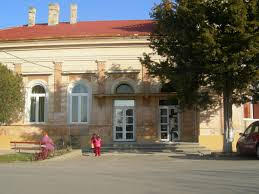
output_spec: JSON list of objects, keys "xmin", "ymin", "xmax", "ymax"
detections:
[
  {"xmin": 0, "ymin": 148, "xmax": 72, "ymax": 163},
  {"xmin": 0, "ymin": 153, "xmax": 34, "ymax": 163}
]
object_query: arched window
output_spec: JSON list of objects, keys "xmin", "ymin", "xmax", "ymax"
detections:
[
  {"xmin": 70, "ymin": 84, "xmax": 88, "ymax": 123},
  {"xmin": 116, "ymin": 84, "xmax": 134, "ymax": 94},
  {"xmin": 30, "ymin": 85, "xmax": 46, "ymax": 122}
]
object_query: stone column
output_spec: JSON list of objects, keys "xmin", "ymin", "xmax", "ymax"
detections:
[
  {"xmin": 48, "ymin": 3, "xmax": 60, "ymax": 26},
  {"xmin": 28, "ymin": 7, "xmax": 36, "ymax": 27},
  {"xmin": 142, "ymin": 65, "xmax": 151, "ymax": 93},
  {"xmin": 54, "ymin": 62, "xmax": 62, "ymax": 113},
  {"xmin": 70, "ymin": 4, "xmax": 77, "ymax": 24},
  {"xmin": 96, "ymin": 60, "xmax": 106, "ymax": 94}
]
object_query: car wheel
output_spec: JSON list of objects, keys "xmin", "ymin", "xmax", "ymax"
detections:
[{"xmin": 256, "ymin": 145, "xmax": 259, "ymax": 159}]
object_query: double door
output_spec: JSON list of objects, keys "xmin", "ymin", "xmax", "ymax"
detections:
[
  {"xmin": 113, "ymin": 100, "xmax": 135, "ymax": 141},
  {"xmin": 159, "ymin": 106, "xmax": 180, "ymax": 141}
]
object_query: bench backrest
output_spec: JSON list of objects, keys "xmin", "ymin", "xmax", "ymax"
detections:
[{"xmin": 10, "ymin": 141, "xmax": 42, "ymax": 153}]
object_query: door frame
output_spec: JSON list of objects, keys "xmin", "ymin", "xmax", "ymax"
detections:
[
  {"xmin": 113, "ymin": 101, "xmax": 136, "ymax": 142},
  {"xmin": 159, "ymin": 106, "xmax": 181, "ymax": 142}
]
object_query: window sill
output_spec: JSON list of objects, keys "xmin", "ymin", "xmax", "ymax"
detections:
[
  {"xmin": 69, "ymin": 122, "xmax": 89, "ymax": 125},
  {"xmin": 24, "ymin": 122, "xmax": 48, "ymax": 125}
]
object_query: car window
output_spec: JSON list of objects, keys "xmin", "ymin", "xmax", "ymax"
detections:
[
  {"xmin": 245, "ymin": 122, "xmax": 259, "ymax": 135},
  {"xmin": 254, "ymin": 125, "xmax": 259, "ymax": 133},
  {"xmin": 244, "ymin": 125, "xmax": 253, "ymax": 135}
]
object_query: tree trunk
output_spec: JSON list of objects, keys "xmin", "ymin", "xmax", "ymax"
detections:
[{"xmin": 223, "ymin": 86, "xmax": 233, "ymax": 153}]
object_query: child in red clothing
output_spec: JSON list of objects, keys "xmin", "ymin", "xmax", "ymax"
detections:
[{"xmin": 94, "ymin": 135, "xmax": 102, "ymax": 156}]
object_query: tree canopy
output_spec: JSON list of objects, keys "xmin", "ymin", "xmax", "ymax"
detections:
[
  {"xmin": 0, "ymin": 63, "xmax": 24, "ymax": 125},
  {"xmin": 141, "ymin": 0, "xmax": 259, "ymax": 152},
  {"xmin": 142, "ymin": 0, "xmax": 258, "ymax": 109}
]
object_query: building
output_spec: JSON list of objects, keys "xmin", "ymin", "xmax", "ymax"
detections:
[{"xmin": 0, "ymin": 4, "xmax": 258, "ymax": 151}]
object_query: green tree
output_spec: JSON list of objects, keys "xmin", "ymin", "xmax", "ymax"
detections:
[
  {"xmin": 0, "ymin": 63, "xmax": 24, "ymax": 125},
  {"xmin": 141, "ymin": 0, "xmax": 259, "ymax": 152}
]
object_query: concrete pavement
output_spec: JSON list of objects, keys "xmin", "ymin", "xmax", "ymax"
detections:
[{"xmin": 0, "ymin": 152, "xmax": 259, "ymax": 194}]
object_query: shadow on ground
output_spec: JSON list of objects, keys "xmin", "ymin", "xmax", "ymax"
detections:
[{"xmin": 169, "ymin": 154, "xmax": 258, "ymax": 161}]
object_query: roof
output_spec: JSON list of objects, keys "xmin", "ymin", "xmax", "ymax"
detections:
[{"xmin": 0, "ymin": 20, "xmax": 154, "ymax": 41}]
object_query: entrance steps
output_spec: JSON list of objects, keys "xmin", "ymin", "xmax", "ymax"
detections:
[{"xmin": 83, "ymin": 142, "xmax": 212, "ymax": 156}]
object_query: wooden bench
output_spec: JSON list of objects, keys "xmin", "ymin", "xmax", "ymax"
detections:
[{"xmin": 10, "ymin": 141, "xmax": 46, "ymax": 160}]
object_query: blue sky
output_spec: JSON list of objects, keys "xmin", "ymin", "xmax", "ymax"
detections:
[{"xmin": 0, "ymin": 0, "xmax": 162, "ymax": 28}]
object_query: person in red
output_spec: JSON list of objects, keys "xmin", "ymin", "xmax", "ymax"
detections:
[{"xmin": 94, "ymin": 135, "xmax": 102, "ymax": 157}]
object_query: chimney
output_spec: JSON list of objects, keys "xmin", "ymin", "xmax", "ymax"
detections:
[
  {"xmin": 70, "ymin": 4, "xmax": 77, "ymax": 24},
  {"xmin": 48, "ymin": 3, "xmax": 60, "ymax": 26},
  {"xmin": 28, "ymin": 7, "xmax": 36, "ymax": 27}
]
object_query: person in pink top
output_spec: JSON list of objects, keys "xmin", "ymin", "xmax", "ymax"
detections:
[
  {"xmin": 41, "ymin": 131, "xmax": 55, "ymax": 159},
  {"xmin": 94, "ymin": 135, "xmax": 102, "ymax": 157}
]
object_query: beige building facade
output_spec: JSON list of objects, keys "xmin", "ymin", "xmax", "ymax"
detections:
[{"xmin": 0, "ymin": 4, "xmax": 257, "ymax": 151}]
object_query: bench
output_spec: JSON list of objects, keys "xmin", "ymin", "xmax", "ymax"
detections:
[{"xmin": 10, "ymin": 141, "xmax": 47, "ymax": 160}]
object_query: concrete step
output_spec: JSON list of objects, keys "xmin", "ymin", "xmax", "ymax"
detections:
[
  {"xmin": 82, "ymin": 142, "xmax": 212, "ymax": 155},
  {"xmin": 101, "ymin": 142, "xmax": 200, "ymax": 148}
]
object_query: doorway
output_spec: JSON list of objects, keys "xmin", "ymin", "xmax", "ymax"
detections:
[
  {"xmin": 159, "ymin": 106, "xmax": 180, "ymax": 141},
  {"xmin": 113, "ymin": 100, "xmax": 135, "ymax": 141}
]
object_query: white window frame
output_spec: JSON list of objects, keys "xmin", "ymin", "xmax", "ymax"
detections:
[
  {"xmin": 26, "ymin": 81, "xmax": 48, "ymax": 124},
  {"xmin": 70, "ymin": 93, "xmax": 89, "ymax": 124},
  {"xmin": 68, "ymin": 82, "xmax": 90, "ymax": 124}
]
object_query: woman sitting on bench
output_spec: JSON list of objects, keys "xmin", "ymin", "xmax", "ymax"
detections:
[{"xmin": 41, "ymin": 131, "xmax": 55, "ymax": 159}]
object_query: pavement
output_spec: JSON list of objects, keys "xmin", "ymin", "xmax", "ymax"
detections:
[{"xmin": 0, "ymin": 150, "xmax": 259, "ymax": 194}]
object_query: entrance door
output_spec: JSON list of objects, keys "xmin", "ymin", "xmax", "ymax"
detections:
[
  {"xmin": 113, "ymin": 100, "xmax": 135, "ymax": 141},
  {"xmin": 159, "ymin": 106, "xmax": 180, "ymax": 141}
]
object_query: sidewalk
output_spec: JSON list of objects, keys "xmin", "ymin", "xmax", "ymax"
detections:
[{"xmin": 211, "ymin": 152, "xmax": 238, "ymax": 157}]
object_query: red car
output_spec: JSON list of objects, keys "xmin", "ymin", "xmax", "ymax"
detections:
[{"xmin": 236, "ymin": 121, "xmax": 259, "ymax": 158}]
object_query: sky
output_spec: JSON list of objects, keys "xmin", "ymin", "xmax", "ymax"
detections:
[{"xmin": 0, "ymin": 0, "xmax": 162, "ymax": 28}]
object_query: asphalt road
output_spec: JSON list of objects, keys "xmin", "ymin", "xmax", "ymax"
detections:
[{"xmin": 0, "ymin": 153, "xmax": 259, "ymax": 194}]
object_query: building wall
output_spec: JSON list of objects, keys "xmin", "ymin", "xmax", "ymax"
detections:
[
  {"xmin": 0, "ymin": 37, "xmax": 196, "ymax": 148},
  {"xmin": 1, "ymin": 37, "xmax": 250, "ymax": 151},
  {"xmin": 199, "ymin": 104, "xmax": 251, "ymax": 151}
]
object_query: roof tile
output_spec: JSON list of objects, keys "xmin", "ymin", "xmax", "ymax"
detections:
[{"xmin": 0, "ymin": 20, "xmax": 154, "ymax": 41}]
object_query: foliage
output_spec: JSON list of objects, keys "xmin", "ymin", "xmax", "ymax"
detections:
[
  {"xmin": 141, "ymin": 0, "xmax": 259, "ymax": 110},
  {"xmin": 0, "ymin": 63, "xmax": 24, "ymax": 124}
]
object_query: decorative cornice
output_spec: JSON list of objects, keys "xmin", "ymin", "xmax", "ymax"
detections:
[
  {"xmin": 22, "ymin": 72, "xmax": 52, "ymax": 76},
  {"xmin": 106, "ymin": 69, "xmax": 140, "ymax": 74},
  {"xmin": 61, "ymin": 70, "xmax": 97, "ymax": 75}
]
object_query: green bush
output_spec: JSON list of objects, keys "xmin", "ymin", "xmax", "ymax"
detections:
[{"xmin": 0, "ymin": 64, "xmax": 24, "ymax": 125}]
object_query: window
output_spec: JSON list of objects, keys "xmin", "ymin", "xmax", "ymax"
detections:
[
  {"xmin": 244, "ymin": 125, "xmax": 253, "ymax": 135},
  {"xmin": 30, "ymin": 85, "xmax": 46, "ymax": 123},
  {"xmin": 70, "ymin": 84, "xmax": 88, "ymax": 123},
  {"xmin": 116, "ymin": 84, "xmax": 134, "ymax": 94},
  {"xmin": 244, "ymin": 122, "xmax": 259, "ymax": 135},
  {"xmin": 243, "ymin": 102, "xmax": 259, "ymax": 119}
]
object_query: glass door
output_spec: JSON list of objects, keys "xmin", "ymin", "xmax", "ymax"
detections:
[
  {"xmin": 168, "ymin": 106, "xmax": 180, "ymax": 141},
  {"xmin": 160, "ymin": 107, "xmax": 170, "ymax": 141},
  {"xmin": 113, "ymin": 100, "xmax": 135, "ymax": 141},
  {"xmin": 159, "ymin": 106, "xmax": 180, "ymax": 141}
]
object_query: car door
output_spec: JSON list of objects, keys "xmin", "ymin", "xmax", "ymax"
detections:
[
  {"xmin": 243, "ymin": 123, "xmax": 257, "ymax": 153},
  {"xmin": 249, "ymin": 123, "xmax": 259, "ymax": 153},
  {"xmin": 241, "ymin": 124, "xmax": 253, "ymax": 153}
]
